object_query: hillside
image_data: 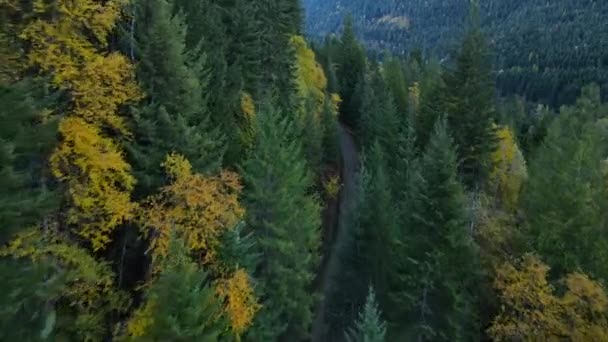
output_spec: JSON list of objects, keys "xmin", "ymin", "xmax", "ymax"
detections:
[{"xmin": 303, "ymin": 0, "xmax": 608, "ymax": 105}]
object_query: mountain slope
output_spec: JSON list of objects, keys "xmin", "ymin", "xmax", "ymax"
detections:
[{"xmin": 303, "ymin": 0, "xmax": 608, "ymax": 106}]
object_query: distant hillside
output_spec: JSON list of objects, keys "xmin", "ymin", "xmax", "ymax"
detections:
[{"xmin": 303, "ymin": 0, "xmax": 608, "ymax": 106}]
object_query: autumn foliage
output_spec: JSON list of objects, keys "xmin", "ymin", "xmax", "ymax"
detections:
[{"xmin": 140, "ymin": 153, "xmax": 245, "ymax": 266}]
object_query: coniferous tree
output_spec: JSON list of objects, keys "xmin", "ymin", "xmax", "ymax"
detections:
[
  {"xmin": 0, "ymin": 80, "xmax": 58, "ymax": 242},
  {"xmin": 443, "ymin": 4, "xmax": 497, "ymax": 188},
  {"xmin": 358, "ymin": 142, "xmax": 398, "ymax": 305},
  {"xmin": 129, "ymin": 0, "xmax": 223, "ymax": 194},
  {"xmin": 336, "ymin": 15, "xmax": 367, "ymax": 129},
  {"xmin": 393, "ymin": 119, "xmax": 480, "ymax": 340},
  {"xmin": 125, "ymin": 237, "xmax": 227, "ymax": 341},
  {"xmin": 172, "ymin": 0, "xmax": 244, "ymax": 165},
  {"xmin": 345, "ymin": 286, "xmax": 387, "ymax": 342},
  {"xmin": 359, "ymin": 66, "xmax": 399, "ymax": 153},
  {"xmin": 524, "ymin": 85, "xmax": 608, "ymax": 281},
  {"xmin": 242, "ymin": 106, "xmax": 321, "ymax": 340}
]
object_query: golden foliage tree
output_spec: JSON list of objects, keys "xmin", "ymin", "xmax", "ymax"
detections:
[
  {"xmin": 19, "ymin": 0, "xmax": 140, "ymax": 251},
  {"xmin": 215, "ymin": 268, "xmax": 261, "ymax": 338},
  {"xmin": 489, "ymin": 254, "xmax": 608, "ymax": 341},
  {"xmin": 489, "ymin": 126, "xmax": 528, "ymax": 211},
  {"xmin": 139, "ymin": 153, "xmax": 245, "ymax": 266},
  {"xmin": 292, "ymin": 35, "xmax": 328, "ymax": 121}
]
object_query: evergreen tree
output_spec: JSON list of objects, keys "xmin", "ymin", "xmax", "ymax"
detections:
[
  {"xmin": 359, "ymin": 66, "xmax": 399, "ymax": 153},
  {"xmin": 126, "ymin": 237, "xmax": 227, "ymax": 341},
  {"xmin": 443, "ymin": 4, "xmax": 497, "ymax": 188},
  {"xmin": 242, "ymin": 106, "xmax": 321, "ymax": 340},
  {"xmin": 0, "ymin": 80, "xmax": 58, "ymax": 242},
  {"xmin": 129, "ymin": 0, "xmax": 223, "ymax": 194},
  {"xmin": 336, "ymin": 15, "xmax": 367, "ymax": 129},
  {"xmin": 345, "ymin": 286, "xmax": 387, "ymax": 342},
  {"xmin": 358, "ymin": 142, "xmax": 398, "ymax": 302},
  {"xmin": 524, "ymin": 85, "xmax": 608, "ymax": 281},
  {"xmin": 172, "ymin": 0, "xmax": 244, "ymax": 165},
  {"xmin": 392, "ymin": 119, "xmax": 480, "ymax": 340}
]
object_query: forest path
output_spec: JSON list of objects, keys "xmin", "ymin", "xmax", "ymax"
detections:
[{"xmin": 311, "ymin": 124, "xmax": 360, "ymax": 341}]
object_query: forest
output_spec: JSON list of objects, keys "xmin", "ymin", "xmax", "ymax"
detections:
[
  {"xmin": 2, "ymin": 0, "xmax": 608, "ymax": 341},
  {"xmin": 304, "ymin": 0, "xmax": 608, "ymax": 107}
]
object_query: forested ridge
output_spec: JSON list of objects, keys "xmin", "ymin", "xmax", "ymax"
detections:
[
  {"xmin": 304, "ymin": 0, "xmax": 608, "ymax": 107},
  {"xmin": 2, "ymin": 0, "xmax": 608, "ymax": 341}
]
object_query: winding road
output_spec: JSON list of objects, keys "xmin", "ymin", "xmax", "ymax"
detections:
[{"xmin": 311, "ymin": 124, "xmax": 360, "ymax": 341}]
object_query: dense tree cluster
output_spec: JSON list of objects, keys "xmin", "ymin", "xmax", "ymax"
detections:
[
  {"xmin": 0, "ymin": 0, "xmax": 338, "ymax": 340},
  {"xmin": 315, "ymin": 3, "xmax": 608, "ymax": 341},
  {"xmin": 304, "ymin": 0, "xmax": 608, "ymax": 107},
  {"xmin": 2, "ymin": 0, "xmax": 608, "ymax": 341}
]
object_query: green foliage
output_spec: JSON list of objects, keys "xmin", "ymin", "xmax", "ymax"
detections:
[
  {"xmin": 345, "ymin": 286, "xmax": 387, "ymax": 342},
  {"xmin": 242, "ymin": 106, "xmax": 321, "ymax": 340},
  {"xmin": 443, "ymin": 17, "xmax": 498, "ymax": 188},
  {"xmin": 0, "ymin": 80, "xmax": 58, "ymax": 242},
  {"xmin": 524, "ymin": 85, "xmax": 608, "ymax": 281},
  {"xmin": 304, "ymin": 0, "xmax": 608, "ymax": 107},
  {"xmin": 390, "ymin": 119, "xmax": 480, "ymax": 340},
  {"xmin": 336, "ymin": 15, "xmax": 367, "ymax": 129},
  {"xmin": 124, "ymin": 237, "xmax": 227, "ymax": 341},
  {"xmin": 129, "ymin": 0, "xmax": 223, "ymax": 194}
]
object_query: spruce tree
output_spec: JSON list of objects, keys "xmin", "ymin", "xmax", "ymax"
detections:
[
  {"xmin": 172, "ymin": 0, "xmax": 243, "ymax": 163},
  {"xmin": 358, "ymin": 142, "xmax": 398, "ymax": 302},
  {"xmin": 393, "ymin": 119, "xmax": 480, "ymax": 340},
  {"xmin": 336, "ymin": 15, "xmax": 367, "ymax": 129},
  {"xmin": 0, "ymin": 80, "xmax": 58, "ymax": 242},
  {"xmin": 129, "ymin": 0, "xmax": 223, "ymax": 194},
  {"xmin": 524, "ymin": 85, "xmax": 608, "ymax": 281},
  {"xmin": 128, "ymin": 237, "xmax": 227, "ymax": 341},
  {"xmin": 359, "ymin": 66, "xmax": 399, "ymax": 153},
  {"xmin": 242, "ymin": 106, "xmax": 321, "ymax": 340},
  {"xmin": 345, "ymin": 286, "xmax": 387, "ymax": 342},
  {"xmin": 443, "ymin": 4, "xmax": 497, "ymax": 188}
]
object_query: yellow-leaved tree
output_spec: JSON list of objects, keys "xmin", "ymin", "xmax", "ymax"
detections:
[
  {"xmin": 19, "ymin": 0, "xmax": 140, "ymax": 251},
  {"xmin": 489, "ymin": 125, "xmax": 528, "ymax": 212},
  {"xmin": 136, "ymin": 153, "xmax": 259, "ymax": 337},
  {"xmin": 292, "ymin": 35, "xmax": 328, "ymax": 121},
  {"xmin": 139, "ymin": 153, "xmax": 244, "ymax": 266},
  {"xmin": 215, "ymin": 268, "xmax": 262, "ymax": 338},
  {"xmin": 489, "ymin": 254, "xmax": 608, "ymax": 341}
]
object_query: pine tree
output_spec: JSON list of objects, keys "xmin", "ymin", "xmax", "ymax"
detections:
[
  {"xmin": 524, "ymin": 85, "xmax": 608, "ymax": 281},
  {"xmin": 345, "ymin": 286, "xmax": 387, "ymax": 342},
  {"xmin": 336, "ymin": 15, "xmax": 367, "ymax": 129},
  {"xmin": 393, "ymin": 119, "xmax": 480, "ymax": 340},
  {"xmin": 359, "ymin": 142, "xmax": 398, "ymax": 301},
  {"xmin": 242, "ymin": 106, "xmax": 321, "ymax": 340},
  {"xmin": 359, "ymin": 66, "xmax": 399, "ymax": 153},
  {"xmin": 172, "ymin": 0, "xmax": 244, "ymax": 165},
  {"xmin": 124, "ymin": 237, "xmax": 227, "ymax": 341},
  {"xmin": 0, "ymin": 80, "xmax": 58, "ymax": 243},
  {"xmin": 443, "ymin": 4, "xmax": 497, "ymax": 188},
  {"xmin": 129, "ymin": 0, "xmax": 223, "ymax": 194}
]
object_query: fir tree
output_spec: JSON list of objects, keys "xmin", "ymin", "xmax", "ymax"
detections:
[
  {"xmin": 0, "ymin": 80, "xmax": 58, "ymax": 243},
  {"xmin": 393, "ymin": 119, "xmax": 480, "ymax": 340},
  {"xmin": 443, "ymin": 4, "xmax": 497, "ymax": 188},
  {"xmin": 524, "ymin": 85, "xmax": 608, "ymax": 281},
  {"xmin": 358, "ymin": 142, "xmax": 398, "ymax": 302},
  {"xmin": 129, "ymin": 0, "xmax": 223, "ymax": 194},
  {"xmin": 345, "ymin": 286, "xmax": 387, "ymax": 342},
  {"xmin": 125, "ymin": 237, "xmax": 227, "ymax": 341},
  {"xmin": 242, "ymin": 106, "xmax": 321, "ymax": 340},
  {"xmin": 336, "ymin": 15, "xmax": 367, "ymax": 129}
]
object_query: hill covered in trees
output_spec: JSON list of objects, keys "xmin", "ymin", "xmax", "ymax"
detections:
[
  {"xmin": 3, "ymin": 0, "xmax": 608, "ymax": 341},
  {"xmin": 303, "ymin": 0, "xmax": 608, "ymax": 106}
]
